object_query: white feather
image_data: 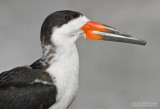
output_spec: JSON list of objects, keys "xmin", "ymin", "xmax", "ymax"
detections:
[
  {"xmin": 47, "ymin": 16, "xmax": 89, "ymax": 109},
  {"xmin": 31, "ymin": 79, "xmax": 51, "ymax": 84}
]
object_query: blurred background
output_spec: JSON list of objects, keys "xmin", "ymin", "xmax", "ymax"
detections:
[{"xmin": 0, "ymin": 0, "xmax": 160, "ymax": 109}]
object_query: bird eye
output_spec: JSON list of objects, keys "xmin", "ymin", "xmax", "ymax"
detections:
[{"xmin": 64, "ymin": 16, "xmax": 71, "ymax": 21}]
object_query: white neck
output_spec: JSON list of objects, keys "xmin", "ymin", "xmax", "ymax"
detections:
[
  {"xmin": 46, "ymin": 15, "xmax": 89, "ymax": 109},
  {"xmin": 47, "ymin": 42, "xmax": 79, "ymax": 109}
]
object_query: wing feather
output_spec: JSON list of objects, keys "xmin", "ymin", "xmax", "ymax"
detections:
[{"xmin": 0, "ymin": 66, "xmax": 57, "ymax": 109}]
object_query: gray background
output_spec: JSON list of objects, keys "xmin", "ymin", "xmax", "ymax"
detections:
[{"xmin": 0, "ymin": 0, "xmax": 160, "ymax": 109}]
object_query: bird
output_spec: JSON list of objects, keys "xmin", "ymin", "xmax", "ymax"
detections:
[{"xmin": 0, "ymin": 10, "xmax": 147, "ymax": 109}]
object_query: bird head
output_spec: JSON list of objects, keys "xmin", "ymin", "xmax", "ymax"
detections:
[{"xmin": 40, "ymin": 10, "xmax": 147, "ymax": 47}]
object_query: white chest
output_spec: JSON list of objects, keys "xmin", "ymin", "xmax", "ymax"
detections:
[{"xmin": 47, "ymin": 44, "xmax": 79, "ymax": 109}]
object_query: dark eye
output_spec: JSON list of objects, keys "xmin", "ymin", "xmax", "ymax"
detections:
[{"xmin": 64, "ymin": 16, "xmax": 71, "ymax": 21}]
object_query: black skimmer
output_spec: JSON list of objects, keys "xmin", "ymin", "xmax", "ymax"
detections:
[{"xmin": 0, "ymin": 10, "xmax": 146, "ymax": 109}]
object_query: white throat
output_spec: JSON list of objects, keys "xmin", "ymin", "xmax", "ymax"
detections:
[
  {"xmin": 47, "ymin": 15, "xmax": 89, "ymax": 109},
  {"xmin": 47, "ymin": 42, "xmax": 79, "ymax": 109}
]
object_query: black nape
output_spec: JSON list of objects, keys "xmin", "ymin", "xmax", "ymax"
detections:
[{"xmin": 40, "ymin": 10, "xmax": 82, "ymax": 45}]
